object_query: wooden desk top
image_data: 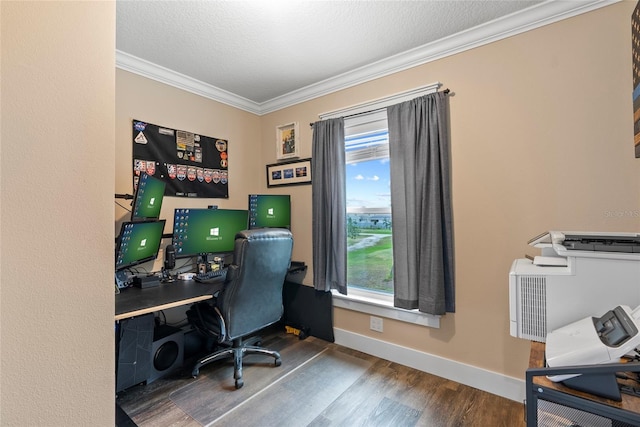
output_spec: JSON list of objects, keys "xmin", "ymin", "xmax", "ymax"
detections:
[
  {"xmin": 529, "ymin": 341, "xmax": 640, "ymax": 413},
  {"xmin": 115, "ymin": 279, "xmax": 224, "ymax": 321}
]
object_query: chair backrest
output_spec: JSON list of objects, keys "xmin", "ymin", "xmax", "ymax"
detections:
[{"xmin": 218, "ymin": 228, "xmax": 293, "ymax": 340}]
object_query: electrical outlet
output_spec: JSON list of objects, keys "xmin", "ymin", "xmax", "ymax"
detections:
[{"xmin": 370, "ymin": 316, "xmax": 383, "ymax": 332}]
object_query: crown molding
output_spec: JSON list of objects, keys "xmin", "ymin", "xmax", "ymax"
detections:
[
  {"xmin": 116, "ymin": 51, "xmax": 263, "ymax": 115},
  {"xmin": 116, "ymin": 0, "xmax": 619, "ymax": 116}
]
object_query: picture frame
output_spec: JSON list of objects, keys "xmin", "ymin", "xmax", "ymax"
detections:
[
  {"xmin": 266, "ymin": 158, "xmax": 312, "ymax": 188},
  {"xmin": 276, "ymin": 122, "xmax": 299, "ymax": 160}
]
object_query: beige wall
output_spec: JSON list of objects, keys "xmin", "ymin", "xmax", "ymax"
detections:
[
  {"xmin": 262, "ymin": 2, "xmax": 640, "ymax": 379},
  {"xmin": 1, "ymin": 2, "xmax": 115, "ymax": 426}
]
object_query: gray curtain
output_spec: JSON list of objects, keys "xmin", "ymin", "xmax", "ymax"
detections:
[
  {"xmin": 387, "ymin": 92, "xmax": 455, "ymax": 315},
  {"xmin": 311, "ymin": 118, "xmax": 347, "ymax": 294}
]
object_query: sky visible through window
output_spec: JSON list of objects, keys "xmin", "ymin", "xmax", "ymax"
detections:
[
  {"xmin": 345, "ymin": 130, "xmax": 391, "ymax": 210},
  {"xmin": 346, "ymin": 158, "xmax": 391, "ymax": 210}
]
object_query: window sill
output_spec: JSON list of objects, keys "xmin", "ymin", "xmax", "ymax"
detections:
[{"xmin": 332, "ymin": 289, "xmax": 440, "ymax": 328}]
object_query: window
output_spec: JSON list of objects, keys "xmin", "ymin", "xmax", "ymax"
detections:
[
  {"xmin": 345, "ymin": 113, "xmax": 393, "ymax": 295},
  {"xmin": 324, "ymin": 83, "xmax": 445, "ymax": 324}
]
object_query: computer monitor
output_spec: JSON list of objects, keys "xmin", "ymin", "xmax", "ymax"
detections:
[
  {"xmin": 172, "ymin": 208, "xmax": 249, "ymax": 258},
  {"xmin": 248, "ymin": 194, "xmax": 291, "ymax": 229},
  {"xmin": 131, "ymin": 173, "xmax": 166, "ymax": 221},
  {"xmin": 115, "ymin": 219, "xmax": 166, "ymax": 271}
]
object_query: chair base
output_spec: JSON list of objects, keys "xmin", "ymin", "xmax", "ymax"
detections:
[{"xmin": 191, "ymin": 336, "xmax": 281, "ymax": 389}]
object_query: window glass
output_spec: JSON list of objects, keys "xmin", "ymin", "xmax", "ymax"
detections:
[{"xmin": 345, "ymin": 129, "xmax": 393, "ymax": 294}]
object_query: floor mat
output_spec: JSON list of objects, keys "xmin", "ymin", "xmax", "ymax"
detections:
[
  {"xmin": 170, "ymin": 341, "xmax": 371, "ymax": 426},
  {"xmin": 169, "ymin": 337, "xmax": 326, "ymax": 423}
]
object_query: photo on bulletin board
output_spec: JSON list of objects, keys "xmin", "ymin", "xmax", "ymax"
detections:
[
  {"xmin": 266, "ymin": 158, "xmax": 311, "ymax": 188},
  {"xmin": 276, "ymin": 122, "xmax": 299, "ymax": 160}
]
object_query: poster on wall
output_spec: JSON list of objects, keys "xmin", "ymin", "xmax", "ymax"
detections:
[
  {"xmin": 632, "ymin": 2, "xmax": 640, "ymax": 158},
  {"xmin": 131, "ymin": 120, "xmax": 229, "ymax": 198}
]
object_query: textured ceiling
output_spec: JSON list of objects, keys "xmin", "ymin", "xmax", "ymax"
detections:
[{"xmin": 116, "ymin": 0, "xmax": 614, "ymax": 113}]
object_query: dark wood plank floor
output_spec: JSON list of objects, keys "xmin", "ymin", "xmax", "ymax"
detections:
[{"xmin": 117, "ymin": 327, "xmax": 525, "ymax": 427}]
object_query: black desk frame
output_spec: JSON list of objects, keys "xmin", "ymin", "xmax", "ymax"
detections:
[{"xmin": 526, "ymin": 362, "xmax": 640, "ymax": 426}]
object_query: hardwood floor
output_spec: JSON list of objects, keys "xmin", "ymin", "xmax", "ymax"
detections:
[{"xmin": 116, "ymin": 327, "xmax": 525, "ymax": 427}]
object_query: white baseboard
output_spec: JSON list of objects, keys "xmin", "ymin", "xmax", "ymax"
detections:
[{"xmin": 333, "ymin": 328, "xmax": 525, "ymax": 403}]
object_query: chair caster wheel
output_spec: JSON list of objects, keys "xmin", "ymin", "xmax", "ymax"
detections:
[
  {"xmin": 192, "ymin": 369, "xmax": 199, "ymax": 378},
  {"xmin": 274, "ymin": 358, "xmax": 282, "ymax": 367},
  {"xmin": 235, "ymin": 379, "xmax": 244, "ymax": 389}
]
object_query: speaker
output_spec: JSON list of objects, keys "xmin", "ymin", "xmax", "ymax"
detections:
[
  {"xmin": 148, "ymin": 325, "xmax": 184, "ymax": 384},
  {"xmin": 164, "ymin": 244, "xmax": 176, "ymax": 270},
  {"xmin": 116, "ymin": 314, "xmax": 154, "ymax": 393}
]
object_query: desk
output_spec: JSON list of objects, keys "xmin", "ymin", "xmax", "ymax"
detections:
[
  {"xmin": 115, "ymin": 279, "xmax": 225, "ymax": 393},
  {"xmin": 115, "ymin": 279, "xmax": 225, "ymax": 321},
  {"xmin": 526, "ymin": 341, "xmax": 640, "ymax": 426}
]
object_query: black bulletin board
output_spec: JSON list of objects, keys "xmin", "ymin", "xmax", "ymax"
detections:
[{"xmin": 132, "ymin": 120, "xmax": 229, "ymax": 198}]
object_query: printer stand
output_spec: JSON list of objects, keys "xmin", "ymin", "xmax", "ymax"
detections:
[{"xmin": 526, "ymin": 342, "xmax": 640, "ymax": 426}]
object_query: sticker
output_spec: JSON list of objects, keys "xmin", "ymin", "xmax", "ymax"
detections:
[
  {"xmin": 194, "ymin": 135, "xmax": 201, "ymax": 142},
  {"xmin": 134, "ymin": 159, "xmax": 147, "ymax": 174},
  {"xmin": 204, "ymin": 169, "xmax": 213, "ymax": 183},
  {"xmin": 177, "ymin": 130, "xmax": 195, "ymax": 151},
  {"xmin": 167, "ymin": 164, "xmax": 177, "ymax": 179},
  {"xmin": 134, "ymin": 131, "xmax": 148, "ymax": 144},
  {"xmin": 187, "ymin": 166, "xmax": 196, "ymax": 181},
  {"xmin": 134, "ymin": 121, "xmax": 147, "ymax": 132},
  {"xmin": 220, "ymin": 171, "xmax": 228, "ymax": 185},
  {"xmin": 220, "ymin": 151, "xmax": 228, "ymax": 160},
  {"xmin": 146, "ymin": 161, "xmax": 156, "ymax": 176},
  {"xmin": 159, "ymin": 127, "xmax": 174, "ymax": 136},
  {"xmin": 196, "ymin": 168, "xmax": 204, "ymax": 182},
  {"xmin": 177, "ymin": 165, "xmax": 187, "ymax": 181},
  {"xmin": 195, "ymin": 147, "xmax": 202, "ymax": 163},
  {"xmin": 220, "ymin": 159, "xmax": 227, "ymax": 168},
  {"xmin": 212, "ymin": 170, "xmax": 220, "ymax": 184},
  {"xmin": 215, "ymin": 139, "xmax": 227, "ymax": 152}
]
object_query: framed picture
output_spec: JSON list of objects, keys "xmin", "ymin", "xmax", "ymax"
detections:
[
  {"xmin": 266, "ymin": 158, "xmax": 311, "ymax": 187},
  {"xmin": 276, "ymin": 122, "xmax": 299, "ymax": 160}
]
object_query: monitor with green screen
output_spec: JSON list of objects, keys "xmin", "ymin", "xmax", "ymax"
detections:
[
  {"xmin": 172, "ymin": 208, "xmax": 249, "ymax": 258},
  {"xmin": 131, "ymin": 173, "xmax": 166, "ymax": 221},
  {"xmin": 248, "ymin": 194, "xmax": 291, "ymax": 229},
  {"xmin": 115, "ymin": 219, "xmax": 166, "ymax": 271}
]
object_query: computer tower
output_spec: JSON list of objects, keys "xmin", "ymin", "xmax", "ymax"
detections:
[
  {"xmin": 147, "ymin": 325, "xmax": 184, "ymax": 384},
  {"xmin": 116, "ymin": 313, "xmax": 154, "ymax": 393}
]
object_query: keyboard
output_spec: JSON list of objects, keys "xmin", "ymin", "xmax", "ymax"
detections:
[{"xmin": 194, "ymin": 267, "xmax": 227, "ymax": 283}]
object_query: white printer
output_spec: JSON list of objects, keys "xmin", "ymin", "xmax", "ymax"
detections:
[{"xmin": 509, "ymin": 231, "xmax": 640, "ymax": 342}]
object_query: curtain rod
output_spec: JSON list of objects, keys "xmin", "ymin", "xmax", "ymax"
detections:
[{"xmin": 310, "ymin": 88, "xmax": 450, "ymax": 127}]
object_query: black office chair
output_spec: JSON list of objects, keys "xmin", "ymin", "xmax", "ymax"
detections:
[{"xmin": 187, "ymin": 228, "xmax": 293, "ymax": 389}]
